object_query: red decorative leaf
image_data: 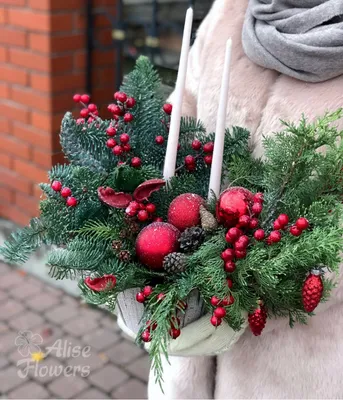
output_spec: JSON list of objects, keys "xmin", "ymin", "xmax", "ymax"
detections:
[
  {"xmin": 84, "ymin": 275, "xmax": 116, "ymax": 292},
  {"xmin": 98, "ymin": 187, "xmax": 132, "ymax": 208},
  {"xmin": 133, "ymin": 179, "xmax": 165, "ymax": 202}
]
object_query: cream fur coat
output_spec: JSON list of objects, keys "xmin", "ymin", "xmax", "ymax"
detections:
[{"xmin": 149, "ymin": 0, "xmax": 343, "ymax": 399}]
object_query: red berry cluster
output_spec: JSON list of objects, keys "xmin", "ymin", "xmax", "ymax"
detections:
[
  {"xmin": 73, "ymin": 94, "xmax": 99, "ymax": 124},
  {"xmin": 51, "ymin": 181, "xmax": 78, "ymax": 207},
  {"xmin": 108, "ymin": 91, "xmax": 135, "ymax": 122},
  {"xmin": 125, "ymin": 201, "xmax": 157, "ymax": 221},
  {"xmin": 169, "ymin": 316, "xmax": 181, "ymax": 339},
  {"xmin": 183, "ymin": 140, "xmax": 214, "ymax": 172},
  {"xmin": 210, "ymin": 289, "xmax": 235, "ymax": 327},
  {"xmin": 136, "ymin": 285, "xmax": 153, "ymax": 304}
]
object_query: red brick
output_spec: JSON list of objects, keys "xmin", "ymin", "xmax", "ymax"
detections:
[
  {"xmin": 0, "ymin": 167, "xmax": 31, "ymax": 194},
  {"xmin": 30, "ymin": 112, "xmax": 63, "ymax": 137},
  {"xmin": 28, "ymin": 33, "xmax": 50, "ymax": 53},
  {"xmin": 1, "ymin": 103, "xmax": 30, "ymax": 124},
  {"xmin": 74, "ymin": 14, "xmax": 86, "ymax": 31},
  {"xmin": 92, "ymin": 50, "xmax": 115, "ymax": 66},
  {"xmin": 51, "ymin": 54, "xmax": 73, "ymax": 73},
  {"xmin": 12, "ymin": 122, "xmax": 51, "ymax": 150},
  {"xmin": 0, "ymin": 186, "xmax": 13, "ymax": 203},
  {"xmin": 0, "ymin": 83, "xmax": 9, "ymax": 99},
  {"xmin": 51, "ymin": 34, "xmax": 84, "ymax": 52},
  {"xmin": 0, "ymin": 0, "xmax": 26, "ymax": 6},
  {"xmin": 0, "ymin": 28, "xmax": 27, "ymax": 47},
  {"xmin": 0, "ymin": 118, "xmax": 11, "ymax": 134},
  {"xmin": 29, "ymin": 0, "xmax": 83, "ymax": 10},
  {"xmin": 32, "ymin": 148, "xmax": 52, "ymax": 168},
  {"xmin": 51, "ymin": 73, "xmax": 85, "ymax": 92},
  {"xmin": 0, "ymin": 46, "xmax": 8, "ymax": 62},
  {"xmin": 0, "ymin": 65, "xmax": 28, "ymax": 85},
  {"xmin": 0, "ymin": 134, "xmax": 31, "ymax": 160},
  {"xmin": 51, "ymin": 14, "xmax": 73, "ymax": 32},
  {"xmin": 94, "ymin": 14, "xmax": 111, "ymax": 28},
  {"xmin": 11, "ymin": 86, "xmax": 51, "ymax": 113},
  {"xmin": 0, "ymin": 203, "xmax": 31, "ymax": 226},
  {"xmin": 74, "ymin": 51, "xmax": 86, "ymax": 70},
  {"xmin": 14, "ymin": 159, "xmax": 48, "ymax": 183},
  {"xmin": 0, "ymin": 152, "xmax": 11, "ymax": 169},
  {"xmin": 15, "ymin": 192, "xmax": 39, "ymax": 216},
  {"xmin": 8, "ymin": 9, "xmax": 50, "ymax": 32},
  {"xmin": 30, "ymin": 73, "xmax": 50, "ymax": 92},
  {"xmin": 10, "ymin": 49, "xmax": 49, "ymax": 72},
  {"xmin": 95, "ymin": 29, "xmax": 113, "ymax": 47},
  {"xmin": 0, "ymin": 7, "xmax": 7, "ymax": 24}
]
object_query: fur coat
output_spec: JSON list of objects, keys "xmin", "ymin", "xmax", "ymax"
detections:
[{"xmin": 149, "ymin": 0, "xmax": 343, "ymax": 398}]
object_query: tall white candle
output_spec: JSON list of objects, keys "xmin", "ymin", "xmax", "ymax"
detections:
[
  {"xmin": 208, "ymin": 39, "xmax": 232, "ymax": 200},
  {"xmin": 163, "ymin": 8, "xmax": 193, "ymax": 180}
]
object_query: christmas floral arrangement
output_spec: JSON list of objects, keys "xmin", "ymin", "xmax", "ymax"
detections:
[{"xmin": 2, "ymin": 57, "xmax": 343, "ymax": 384}]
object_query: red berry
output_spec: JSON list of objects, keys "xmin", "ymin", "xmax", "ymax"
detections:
[
  {"xmin": 268, "ymin": 230, "xmax": 282, "ymax": 243},
  {"xmin": 51, "ymin": 180, "xmax": 62, "ymax": 192},
  {"xmin": 177, "ymin": 143, "xmax": 181, "ymax": 150},
  {"xmin": 157, "ymin": 293, "xmax": 165, "ymax": 302},
  {"xmin": 226, "ymin": 227, "xmax": 242, "ymax": 243},
  {"xmin": 204, "ymin": 155, "xmax": 213, "ymax": 165},
  {"xmin": 234, "ymin": 240, "xmax": 246, "ymax": 251},
  {"xmin": 126, "ymin": 97, "xmax": 136, "ymax": 108},
  {"xmin": 254, "ymin": 229, "xmax": 265, "ymax": 241},
  {"xmin": 114, "ymin": 91, "xmax": 127, "ymax": 103},
  {"xmin": 122, "ymin": 144, "xmax": 131, "ymax": 152},
  {"xmin": 214, "ymin": 307, "xmax": 226, "ymax": 318},
  {"xmin": 249, "ymin": 218, "xmax": 259, "ymax": 229},
  {"xmin": 137, "ymin": 210, "xmax": 149, "ymax": 222},
  {"xmin": 290, "ymin": 225, "xmax": 302, "ymax": 237},
  {"xmin": 227, "ymin": 295, "xmax": 235, "ymax": 306},
  {"xmin": 138, "ymin": 203, "xmax": 146, "ymax": 210},
  {"xmin": 124, "ymin": 113, "xmax": 134, "ymax": 123},
  {"xmin": 66, "ymin": 196, "xmax": 78, "ymax": 207},
  {"xmin": 88, "ymin": 103, "xmax": 97, "ymax": 112},
  {"xmin": 106, "ymin": 138, "xmax": 116, "ymax": 148},
  {"xmin": 185, "ymin": 155, "xmax": 195, "ymax": 165},
  {"xmin": 106, "ymin": 126, "xmax": 117, "ymax": 136},
  {"xmin": 131, "ymin": 157, "xmax": 142, "ymax": 168},
  {"xmin": 76, "ymin": 118, "xmax": 85, "ymax": 125},
  {"xmin": 163, "ymin": 103, "xmax": 173, "ymax": 115},
  {"xmin": 235, "ymin": 250, "xmax": 247, "ymax": 259},
  {"xmin": 126, "ymin": 203, "xmax": 138, "ymax": 217},
  {"xmin": 169, "ymin": 328, "xmax": 181, "ymax": 339},
  {"xmin": 210, "ymin": 315, "xmax": 222, "ymax": 327},
  {"xmin": 273, "ymin": 219, "xmax": 282, "ymax": 230},
  {"xmin": 238, "ymin": 235, "xmax": 249, "ymax": 248},
  {"xmin": 225, "ymin": 261, "xmax": 236, "ymax": 273},
  {"xmin": 143, "ymin": 286, "xmax": 153, "ymax": 297},
  {"xmin": 141, "ymin": 330, "xmax": 151, "ymax": 342},
  {"xmin": 227, "ymin": 278, "xmax": 233, "ymax": 289},
  {"xmin": 120, "ymin": 133, "xmax": 130, "ymax": 144},
  {"xmin": 253, "ymin": 192, "xmax": 264, "ymax": 203},
  {"xmin": 146, "ymin": 203, "xmax": 156, "ymax": 214},
  {"xmin": 73, "ymin": 94, "xmax": 81, "ymax": 103},
  {"xmin": 80, "ymin": 94, "xmax": 90, "ymax": 104},
  {"xmin": 186, "ymin": 163, "xmax": 196, "ymax": 172},
  {"xmin": 170, "ymin": 316, "xmax": 181, "ymax": 329},
  {"xmin": 61, "ymin": 187, "xmax": 72, "ymax": 198},
  {"xmin": 278, "ymin": 214, "xmax": 289, "ymax": 226},
  {"xmin": 192, "ymin": 140, "xmax": 202, "ymax": 151},
  {"xmin": 221, "ymin": 248, "xmax": 235, "ymax": 261},
  {"xmin": 136, "ymin": 292, "xmax": 146, "ymax": 303},
  {"xmin": 252, "ymin": 202, "xmax": 263, "ymax": 215},
  {"xmin": 117, "ymin": 161, "xmax": 125, "ymax": 166},
  {"xmin": 155, "ymin": 136, "xmax": 164, "ymax": 145},
  {"xmin": 112, "ymin": 145, "xmax": 123, "ymax": 156},
  {"xmin": 88, "ymin": 117, "xmax": 95, "ymax": 124},
  {"xmin": 146, "ymin": 320, "xmax": 157, "ymax": 331},
  {"xmin": 203, "ymin": 142, "xmax": 214, "ymax": 153},
  {"xmin": 80, "ymin": 108, "xmax": 89, "ymax": 118},
  {"xmin": 111, "ymin": 105, "xmax": 122, "ymax": 116},
  {"xmin": 296, "ymin": 217, "xmax": 309, "ymax": 231},
  {"xmin": 154, "ymin": 217, "xmax": 163, "ymax": 222},
  {"xmin": 211, "ymin": 296, "xmax": 221, "ymax": 306},
  {"xmin": 238, "ymin": 215, "xmax": 250, "ymax": 228}
]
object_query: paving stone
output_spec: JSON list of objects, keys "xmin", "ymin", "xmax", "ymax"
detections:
[
  {"xmin": 0, "ymin": 299, "xmax": 25, "ymax": 321},
  {"xmin": 48, "ymin": 374, "xmax": 89, "ymax": 398},
  {"xmin": 80, "ymin": 305, "xmax": 104, "ymax": 320},
  {"xmin": 0, "ymin": 262, "xmax": 10, "ymax": 274},
  {"xmin": 45, "ymin": 303, "xmax": 79, "ymax": 324},
  {"xmin": 0, "ymin": 271, "xmax": 23, "ymax": 290},
  {"xmin": 9, "ymin": 281, "xmax": 41, "ymax": 300},
  {"xmin": 0, "ymin": 331, "xmax": 19, "ymax": 354},
  {"xmin": 67, "ymin": 350, "xmax": 107, "ymax": 374},
  {"xmin": 77, "ymin": 387, "xmax": 110, "ymax": 399},
  {"xmin": 125, "ymin": 356, "xmax": 150, "ymax": 382},
  {"xmin": 0, "ymin": 289, "xmax": 7, "ymax": 301},
  {"xmin": 7, "ymin": 380, "xmax": 50, "ymax": 399},
  {"xmin": 27, "ymin": 292, "xmax": 61, "ymax": 312},
  {"xmin": 0, "ymin": 322, "xmax": 9, "ymax": 334},
  {"xmin": 112, "ymin": 378, "xmax": 147, "ymax": 399},
  {"xmin": 26, "ymin": 276, "xmax": 44, "ymax": 288},
  {"xmin": 105, "ymin": 341, "xmax": 145, "ymax": 366},
  {"xmin": 45, "ymin": 285, "xmax": 63, "ymax": 296},
  {"xmin": 28, "ymin": 357, "xmax": 65, "ymax": 384},
  {"xmin": 63, "ymin": 316, "xmax": 98, "ymax": 337},
  {"xmin": 8, "ymin": 311, "xmax": 44, "ymax": 331},
  {"xmin": 82, "ymin": 328, "xmax": 120, "ymax": 351},
  {"xmin": 46, "ymin": 335, "xmax": 84, "ymax": 361},
  {"xmin": 63, "ymin": 295, "xmax": 80, "ymax": 307},
  {"xmin": 0, "ymin": 356, "xmax": 9, "ymax": 369},
  {"xmin": 34, "ymin": 324, "xmax": 63, "ymax": 348},
  {"xmin": 0, "ymin": 366, "xmax": 28, "ymax": 393},
  {"xmin": 89, "ymin": 364, "xmax": 129, "ymax": 392}
]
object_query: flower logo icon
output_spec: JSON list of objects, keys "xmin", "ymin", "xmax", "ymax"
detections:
[{"xmin": 15, "ymin": 330, "xmax": 43, "ymax": 357}]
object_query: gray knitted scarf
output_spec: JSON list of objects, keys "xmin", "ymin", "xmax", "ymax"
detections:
[{"xmin": 242, "ymin": 0, "xmax": 343, "ymax": 82}]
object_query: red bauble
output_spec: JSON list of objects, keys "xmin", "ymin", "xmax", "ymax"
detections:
[
  {"xmin": 214, "ymin": 307, "xmax": 226, "ymax": 318},
  {"xmin": 136, "ymin": 222, "xmax": 180, "ymax": 269},
  {"xmin": 106, "ymin": 138, "xmax": 116, "ymax": 148},
  {"xmin": 137, "ymin": 210, "xmax": 149, "ymax": 222},
  {"xmin": 84, "ymin": 274, "xmax": 116, "ymax": 292},
  {"xmin": 238, "ymin": 215, "xmax": 250, "ymax": 228},
  {"xmin": 268, "ymin": 230, "xmax": 282, "ymax": 243},
  {"xmin": 210, "ymin": 315, "xmax": 222, "ymax": 327},
  {"xmin": 88, "ymin": 103, "xmax": 97, "ymax": 112},
  {"xmin": 235, "ymin": 250, "xmax": 247, "ymax": 259},
  {"xmin": 168, "ymin": 193, "xmax": 204, "ymax": 232},
  {"xmin": 73, "ymin": 94, "xmax": 81, "ymax": 103},
  {"xmin": 249, "ymin": 305, "xmax": 267, "ymax": 336},
  {"xmin": 302, "ymin": 273, "xmax": 323, "ymax": 312},
  {"xmin": 227, "ymin": 278, "xmax": 233, "ymax": 289},
  {"xmin": 124, "ymin": 113, "xmax": 134, "ymax": 123},
  {"xmin": 296, "ymin": 217, "xmax": 309, "ymax": 231},
  {"xmin": 273, "ymin": 220, "xmax": 282, "ymax": 230},
  {"xmin": 112, "ymin": 145, "xmax": 123, "ymax": 156},
  {"xmin": 249, "ymin": 218, "xmax": 259, "ymax": 229},
  {"xmin": 204, "ymin": 155, "xmax": 213, "ymax": 165},
  {"xmin": 80, "ymin": 108, "xmax": 89, "ymax": 118},
  {"xmin": 226, "ymin": 227, "xmax": 242, "ymax": 243},
  {"xmin": 146, "ymin": 203, "xmax": 156, "ymax": 214},
  {"xmin": 169, "ymin": 328, "xmax": 181, "ymax": 339},
  {"xmin": 80, "ymin": 94, "xmax": 90, "ymax": 104},
  {"xmin": 203, "ymin": 142, "xmax": 214, "ymax": 153},
  {"xmin": 253, "ymin": 192, "xmax": 264, "ymax": 203},
  {"xmin": 185, "ymin": 155, "xmax": 196, "ymax": 165},
  {"xmin": 216, "ymin": 187, "xmax": 254, "ymax": 227},
  {"xmin": 252, "ymin": 202, "xmax": 263, "ymax": 215}
]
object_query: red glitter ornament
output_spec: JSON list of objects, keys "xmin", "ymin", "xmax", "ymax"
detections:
[
  {"xmin": 302, "ymin": 273, "xmax": 323, "ymax": 312},
  {"xmin": 136, "ymin": 222, "xmax": 180, "ymax": 269},
  {"xmin": 168, "ymin": 193, "xmax": 204, "ymax": 232},
  {"xmin": 216, "ymin": 187, "xmax": 254, "ymax": 227},
  {"xmin": 249, "ymin": 305, "xmax": 267, "ymax": 336}
]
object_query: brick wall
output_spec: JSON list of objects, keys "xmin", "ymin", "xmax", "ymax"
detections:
[{"xmin": 0, "ymin": 0, "xmax": 118, "ymax": 226}]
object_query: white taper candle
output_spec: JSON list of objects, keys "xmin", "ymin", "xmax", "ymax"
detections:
[
  {"xmin": 163, "ymin": 8, "xmax": 193, "ymax": 180},
  {"xmin": 208, "ymin": 39, "xmax": 232, "ymax": 200}
]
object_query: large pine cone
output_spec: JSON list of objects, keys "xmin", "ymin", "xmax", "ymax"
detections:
[
  {"xmin": 179, "ymin": 227, "xmax": 205, "ymax": 252},
  {"xmin": 163, "ymin": 252, "xmax": 187, "ymax": 274}
]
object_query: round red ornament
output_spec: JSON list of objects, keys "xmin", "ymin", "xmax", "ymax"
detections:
[
  {"xmin": 249, "ymin": 218, "xmax": 259, "ymax": 230},
  {"xmin": 136, "ymin": 222, "xmax": 180, "ymax": 269},
  {"xmin": 168, "ymin": 193, "xmax": 204, "ymax": 232}
]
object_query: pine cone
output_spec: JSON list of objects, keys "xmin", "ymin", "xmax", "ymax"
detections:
[
  {"xmin": 179, "ymin": 227, "xmax": 205, "ymax": 252},
  {"xmin": 118, "ymin": 250, "xmax": 131, "ymax": 262},
  {"xmin": 200, "ymin": 205, "xmax": 218, "ymax": 232},
  {"xmin": 163, "ymin": 252, "xmax": 187, "ymax": 274},
  {"xmin": 112, "ymin": 240, "xmax": 122, "ymax": 252}
]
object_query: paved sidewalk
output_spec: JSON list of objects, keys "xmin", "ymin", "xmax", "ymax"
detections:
[{"xmin": 0, "ymin": 262, "xmax": 149, "ymax": 399}]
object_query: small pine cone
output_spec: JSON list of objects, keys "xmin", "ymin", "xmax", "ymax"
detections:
[
  {"xmin": 112, "ymin": 240, "xmax": 122, "ymax": 252},
  {"xmin": 163, "ymin": 252, "xmax": 187, "ymax": 274},
  {"xmin": 118, "ymin": 250, "xmax": 131, "ymax": 262},
  {"xmin": 200, "ymin": 205, "xmax": 218, "ymax": 232},
  {"xmin": 302, "ymin": 272, "xmax": 323, "ymax": 312},
  {"xmin": 248, "ymin": 305, "xmax": 267, "ymax": 336},
  {"xmin": 179, "ymin": 227, "xmax": 205, "ymax": 252}
]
